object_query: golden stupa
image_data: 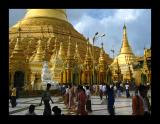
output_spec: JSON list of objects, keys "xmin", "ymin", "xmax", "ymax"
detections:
[
  {"xmin": 111, "ymin": 24, "xmax": 135, "ymax": 81},
  {"xmin": 110, "ymin": 24, "xmax": 151, "ymax": 85},
  {"xmin": 9, "ymin": 9, "xmax": 113, "ymax": 90}
]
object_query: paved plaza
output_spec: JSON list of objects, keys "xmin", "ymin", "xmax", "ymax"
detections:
[{"xmin": 9, "ymin": 91, "xmax": 151, "ymax": 115}]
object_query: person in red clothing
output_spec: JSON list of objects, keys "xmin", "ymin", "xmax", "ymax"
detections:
[
  {"xmin": 77, "ymin": 85, "xmax": 87, "ymax": 115},
  {"xmin": 132, "ymin": 85, "xmax": 150, "ymax": 115},
  {"xmin": 132, "ymin": 88, "xmax": 144, "ymax": 115}
]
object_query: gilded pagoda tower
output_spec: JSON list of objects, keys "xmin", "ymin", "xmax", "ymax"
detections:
[
  {"xmin": 63, "ymin": 36, "xmax": 74, "ymax": 84},
  {"xmin": 141, "ymin": 49, "xmax": 151, "ymax": 83},
  {"xmin": 97, "ymin": 43, "xmax": 108, "ymax": 84},
  {"xmin": 50, "ymin": 38, "xmax": 64, "ymax": 83},
  {"xmin": 111, "ymin": 24, "xmax": 135, "ymax": 81},
  {"xmin": 29, "ymin": 39, "xmax": 45, "ymax": 90},
  {"xmin": 81, "ymin": 41, "xmax": 93, "ymax": 84},
  {"xmin": 72, "ymin": 42, "xmax": 82, "ymax": 85},
  {"xmin": 9, "ymin": 27, "xmax": 28, "ymax": 89}
]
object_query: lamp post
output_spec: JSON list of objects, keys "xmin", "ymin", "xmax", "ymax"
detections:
[{"xmin": 92, "ymin": 32, "xmax": 105, "ymax": 85}]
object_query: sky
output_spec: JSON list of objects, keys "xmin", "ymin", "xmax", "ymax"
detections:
[{"xmin": 9, "ymin": 9, "xmax": 151, "ymax": 58}]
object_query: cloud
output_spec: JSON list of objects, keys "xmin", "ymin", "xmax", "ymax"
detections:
[
  {"xmin": 114, "ymin": 9, "xmax": 142, "ymax": 22},
  {"xmin": 68, "ymin": 9, "xmax": 151, "ymax": 57}
]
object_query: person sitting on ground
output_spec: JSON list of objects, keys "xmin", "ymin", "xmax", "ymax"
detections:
[
  {"xmin": 52, "ymin": 106, "xmax": 62, "ymax": 115},
  {"xmin": 25, "ymin": 105, "xmax": 36, "ymax": 115}
]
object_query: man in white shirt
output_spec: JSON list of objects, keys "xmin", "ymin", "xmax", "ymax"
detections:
[
  {"xmin": 125, "ymin": 81, "xmax": 130, "ymax": 98},
  {"xmin": 86, "ymin": 86, "xmax": 92, "ymax": 112},
  {"xmin": 102, "ymin": 84, "xmax": 106, "ymax": 95}
]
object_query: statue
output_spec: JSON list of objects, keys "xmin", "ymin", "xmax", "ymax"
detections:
[
  {"xmin": 41, "ymin": 61, "xmax": 58, "ymax": 90},
  {"xmin": 33, "ymin": 73, "xmax": 43, "ymax": 90}
]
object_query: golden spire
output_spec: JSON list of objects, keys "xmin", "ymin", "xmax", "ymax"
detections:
[
  {"xmin": 53, "ymin": 38, "xmax": 58, "ymax": 53},
  {"xmin": 98, "ymin": 42, "xmax": 107, "ymax": 73},
  {"xmin": 143, "ymin": 49, "xmax": 149, "ymax": 72},
  {"xmin": 64, "ymin": 36, "xmax": 73, "ymax": 70},
  {"xmin": 26, "ymin": 40, "xmax": 32, "ymax": 62},
  {"xmin": 99, "ymin": 42, "xmax": 105, "ymax": 63},
  {"xmin": 116, "ymin": 58, "xmax": 121, "ymax": 72},
  {"xmin": 10, "ymin": 36, "xmax": 23, "ymax": 59},
  {"xmin": 13, "ymin": 37, "xmax": 22, "ymax": 52},
  {"xmin": 13, "ymin": 24, "xmax": 22, "ymax": 52},
  {"xmin": 120, "ymin": 24, "xmax": 133, "ymax": 54},
  {"xmin": 43, "ymin": 41, "xmax": 48, "ymax": 61},
  {"xmin": 67, "ymin": 36, "xmax": 72, "ymax": 58},
  {"xmin": 100, "ymin": 42, "xmax": 105, "ymax": 57},
  {"xmin": 85, "ymin": 40, "xmax": 92, "ymax": 60},
  {"xmin": 32, "ymin": 39, "xmax": 44, "ymax": 62},
  {"xmin": 58, "ymin": 41, "xmax": 65, "ymax": 60},
  {"xmin": 50, "ymin": 38, "xmax": 58, "ymax": 62},
  {"xmin": 10, "ymin": 28, "xmax": 26, "ymax": 62},
  {"xmin": 74, "ymin": 42, "xmax": 82, "ymax": 64}
]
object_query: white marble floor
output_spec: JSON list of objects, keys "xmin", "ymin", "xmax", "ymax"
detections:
[{"xmin": 9, "ymin": 91, "xmax": 151, "ymax": 115}]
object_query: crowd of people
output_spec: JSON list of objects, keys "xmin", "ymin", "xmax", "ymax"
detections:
[{"xmin": 9, "ymin": 81, "xmax": 151, "ymax": 116}]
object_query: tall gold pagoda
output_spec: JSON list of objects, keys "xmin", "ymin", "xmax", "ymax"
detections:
[
  {"xmin": 97, "ymin": 43, "xmax": 108, "ymax": 83},
  {"xmin": 9, "ymin": 9, "xmax": 112, "ymax": 90},
  {"xmin": 111, "ymin": 24, "xmax": 135, "ymax": 81}
]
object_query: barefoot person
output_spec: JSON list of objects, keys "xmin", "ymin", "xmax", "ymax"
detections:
[{"xmin": 39, "ymin": 83, "xmax": 54, "ymax": 115}]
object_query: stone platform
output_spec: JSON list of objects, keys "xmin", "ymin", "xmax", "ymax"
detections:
[{"xmin": 9, "ymin": 91, "xmax": 151, "ymax": 115}]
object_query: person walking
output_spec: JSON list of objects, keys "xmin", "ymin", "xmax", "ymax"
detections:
[
  {"xmin": 68, "ymin": 84, "xmax": 75, "ymax": 110},
  {"xmin": 132, "ymin": 85, "xmax": 151, "ymax": 115},
  {"xmin": 10, "ymin": 87, "xmax": 17, "ymax": 108},
  {"xmin": 95, "ymin": 84, "xmax": 98, "ymax": 95},
  {"xmin": 99, "ymin": 84, "xmax": 103, "ymax": 101},
  {"xmin": 39, "ymin": 83, "xmax": 54, "ymax": 115},
  {"xmin": 117, "ymin": 82, "xmax": 121, "ymax": 97},
  {"xmin": 102, "ymin": 84, "xmax": 106, "ymax": 96},
  {"xmin": 77, "ymin": 85, "xmax": 87, "ymax": 115},
  {"xmin": 120, "ymin": 83, "xmax": 123, "ymax": 94},
  {"xmin": 86, "ymin": 86, "xmax": 92, "ymax": 113},
  {"xmin": 107, "ymin": 84, "xmax": 115, "ymax": 115},
  {"xmin": 141, "ymin": 85, "xmax": 151, "ymax": 115},
  {"xmin": 132, "ymin": 88, "xmax": 144, "ymax": 115},
  {"xmin": 125, "ymin": 81, "xmax": 130, "ymax": 98},
  {"xmin": 64, "ymin": 85, "xmax": 69, "ymax": 107}
]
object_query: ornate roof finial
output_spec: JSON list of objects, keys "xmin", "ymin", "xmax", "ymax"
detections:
[
  {"xmin": 123, "ymin": 23, "xmax": 126, "ymax": 29},
  {"xmin": 17, "ymin": 21, "xmax": 22, "ymax": 38},
  {"xmin": 99, "ymin": 42, "xmax": 105, "ymax": 63},
  {"xmin": 101, "ymin": 42, "xmax": 103, "ymax": 49}
]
